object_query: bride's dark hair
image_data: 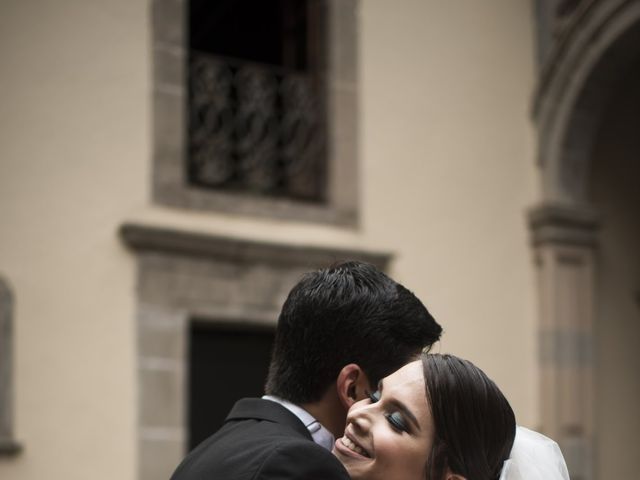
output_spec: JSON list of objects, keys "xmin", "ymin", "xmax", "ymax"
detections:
[{"xmin": 422, "ymin": 354, "xmax": 515, "ymax": 480}]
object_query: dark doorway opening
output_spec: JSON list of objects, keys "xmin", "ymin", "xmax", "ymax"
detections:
[{"xmin": 188, "ymin": 320, "xmax": 275, "ymax": 449}]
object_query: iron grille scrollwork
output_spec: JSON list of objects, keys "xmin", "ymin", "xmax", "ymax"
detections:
[{"xmin": 188, "ymin": 52, "xmax": 326, "ymax": 202}]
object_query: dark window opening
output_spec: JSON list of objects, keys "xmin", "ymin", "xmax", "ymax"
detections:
[
  {"xmin": 188, "ymin": 321, "xmax": 275, "ymax": 450},
  {"xmin": 190, "ymin": 0, "xmax": 309, "ymax": 71},
  {"xmin": 187, "ymin": 0, "xmax": 327, "ymax": 202}
]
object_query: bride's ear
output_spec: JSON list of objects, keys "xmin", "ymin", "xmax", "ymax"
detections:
[{"xmin": 336, "ymin": 364, "xmax": 371, "ymax": 409}]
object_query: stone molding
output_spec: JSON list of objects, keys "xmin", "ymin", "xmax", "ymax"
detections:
[
  {"xmin": 151, "ymin": 0, "xmax": 360, "ymax": 226},
  {"xmin": 0, "ymin": 276, "xmax": 22, "ymax": 457},
  {"xmin": 534, "ymin": 0, "xmax": 602, "ymax": 115},
  {"xmin": 528, "ymin": 203, "xmax": 600, "ymax": 247},
  {"xmin": 120, "ymin": 223, "xmax": 390, "ymax": 270},
  {"xmin": 533, "ymin": 0, "xmax": 639, "ymax": 117}
]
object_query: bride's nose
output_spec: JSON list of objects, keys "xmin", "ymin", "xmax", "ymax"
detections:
[{"xmin": 347, "ymin": 404, "xmax": 374, "ymax": 434}]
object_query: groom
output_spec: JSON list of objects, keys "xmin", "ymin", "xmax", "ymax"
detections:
[{"xmin": 170, "ymin": 261, "xmax": 443, "ymax": 479}]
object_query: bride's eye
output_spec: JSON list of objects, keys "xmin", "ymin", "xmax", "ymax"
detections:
[
  {"xmin": 385, "ymin": 412, "xmax": 409, "ymax": 433},
  {"xmin": 368, "ymin": 390, "xmax": 381, "ymax": 403}
]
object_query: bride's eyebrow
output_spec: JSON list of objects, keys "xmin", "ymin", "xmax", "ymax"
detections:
[{"xmin": 378, "ymin": 380, "xmax": 421, "ymax": 432}]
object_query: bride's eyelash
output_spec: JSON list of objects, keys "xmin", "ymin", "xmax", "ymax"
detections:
[
  {"xmin": 367, "ymin": 390, "xmax": 381, "ymax": 403},
  {"xmin": 366, "ymin": 390, "xmax": 410, "ymax": 434},
  {"xmin": 385, "ymin": 412, "xmax": 409, "ymax": 433}
]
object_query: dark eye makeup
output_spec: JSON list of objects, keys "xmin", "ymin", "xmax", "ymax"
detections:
[
  {"xmin": 366, "ymin": 389, "xmax": 411, "ymax": 434},
  {"xmin": 385, "ymin": 412, "xmax": 409, "ymax": 433}
]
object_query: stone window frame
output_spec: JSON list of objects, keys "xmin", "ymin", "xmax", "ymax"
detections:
[
  {"xmin": 151, "ymin": 0, "xmax": 360, "ymax": 226},
  {"xmin": 120, "ymin": 222, "xmax": 390, "ymax": 480},
  {"xmin": 0, "ymin": 276, "xmax": 21, "ymax": 456}
]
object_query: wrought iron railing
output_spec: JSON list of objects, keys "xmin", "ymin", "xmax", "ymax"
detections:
[{"xmin": 188, "ymin": 52, "xmax": 326, "ymax": 202}]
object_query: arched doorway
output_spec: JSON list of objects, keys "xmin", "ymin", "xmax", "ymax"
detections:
[
  {"xmin": 530, "ymin": 1, "xmax": 640, "ymax": 479},
  {"xmin": 587, "ymin": 57, "xmax": 640, "ymax": 479}
]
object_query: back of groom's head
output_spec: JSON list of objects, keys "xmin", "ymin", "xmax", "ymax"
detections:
[{"xmin": 264, "ymin": 260, "xmax": 442, "ymax": 404}]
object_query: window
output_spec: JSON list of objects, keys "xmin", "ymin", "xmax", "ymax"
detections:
[
  {"xmin": 152, "ymin": 0, "xmax": 359, "ymax": 225},
  {"xmin": 188, "ymin": 0, "xmax": 327, "ymax": 202}
]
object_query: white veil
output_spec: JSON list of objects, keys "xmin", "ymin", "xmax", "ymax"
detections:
[{"xmin": 499, "ymin": 427, "xmax": 570, "ymax": 480}]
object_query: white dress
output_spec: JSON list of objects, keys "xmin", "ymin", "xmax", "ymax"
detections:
[{"xmin": 499, "ymin": 427, "xmax": 571, "ymax": 480}]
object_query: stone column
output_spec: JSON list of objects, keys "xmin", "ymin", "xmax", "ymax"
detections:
[{"xmin": 529, "ymin": 203, "xmax": 598, "ymax": 480}]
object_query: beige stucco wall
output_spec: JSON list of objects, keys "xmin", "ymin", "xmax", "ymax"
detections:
[
  {"xmin": 0, "ymin": 1, "xmax": 149, "ymax": 479},
  {"xmin": 0, "ymin": 1, "xmax": 539, "ymax": 478},
  {"xmin": 359, "ymin": 0, "xmax": 539, "ymax": 424}
]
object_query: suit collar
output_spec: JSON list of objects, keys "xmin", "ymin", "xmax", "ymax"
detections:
[
  {"xmin": 262, "ymin": 395, "xmax": 335, "ymax": 450},
  {"xmin": 225, "ymin": 398, "xmax": 313, "ymax": 440}
]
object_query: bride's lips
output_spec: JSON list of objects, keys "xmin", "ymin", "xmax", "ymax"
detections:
[{"xmin": 334, "ymin": 428, "xmax": 372, "ymax": 459}]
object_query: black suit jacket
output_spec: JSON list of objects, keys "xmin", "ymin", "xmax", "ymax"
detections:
[{"xmin": 170, "ymin": 398, "xmax": 351, "ymax": 480}]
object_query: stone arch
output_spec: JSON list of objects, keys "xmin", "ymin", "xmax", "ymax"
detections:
[
  {"xmin": 530, "ymin": 2, "xmax": 640, "ymax": 479},
  {"xmin": 535, "ymin": 0, "xmax": 640, "ymax": 205}
]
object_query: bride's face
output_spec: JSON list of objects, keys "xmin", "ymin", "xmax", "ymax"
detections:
[{"xmin": 333, "ymin": 360, "xmax": 434, "ymax": 480}]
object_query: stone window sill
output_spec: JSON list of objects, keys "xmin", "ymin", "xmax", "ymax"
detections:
[{"xmin": 0, "ymin": 439, "xmax": 22, "ymax": 457}]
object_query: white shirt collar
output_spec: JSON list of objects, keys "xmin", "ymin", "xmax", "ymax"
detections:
[{"xmin": 262, "ymin": 395, "xmax": 335, "ymax": 451}]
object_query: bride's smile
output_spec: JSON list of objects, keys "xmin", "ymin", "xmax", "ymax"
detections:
[
  {"xmin": 336, "ymin": 429, "xmax": 371, "ymax": 458},
  {"xmin": 333, "ymin": 360, "xmax": 434, "ymax": 480}
]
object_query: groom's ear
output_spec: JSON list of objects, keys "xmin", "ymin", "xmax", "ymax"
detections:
[
  {"xmin": 444, "ymin": 472, "xmax": 466, "ymax": 480},
  {"xmin": 336, "ymin": 364, "xmax": 371, "ymax": 409}
]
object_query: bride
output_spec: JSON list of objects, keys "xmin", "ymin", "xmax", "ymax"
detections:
[{"xmin": 333, "ymin": 353, "xmax": 570, "ymax": 480}]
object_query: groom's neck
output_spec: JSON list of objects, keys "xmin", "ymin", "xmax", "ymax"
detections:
[{"xmin": 300, "ymin": 384, "xmax": 345, "ymax": 438}]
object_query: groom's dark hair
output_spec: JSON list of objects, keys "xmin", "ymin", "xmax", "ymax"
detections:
[{"xmin": 264, "ymin": 260, "xmax": 442, "ymax": 403}]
